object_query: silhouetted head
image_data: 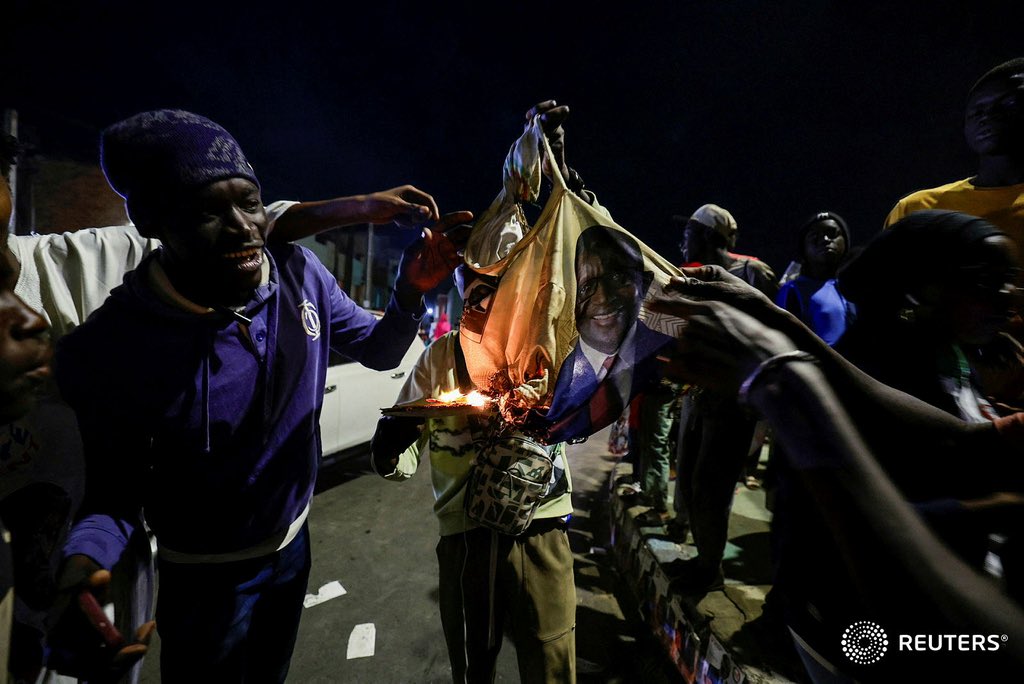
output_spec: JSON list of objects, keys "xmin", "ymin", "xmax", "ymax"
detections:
[{"xmin": 839, "ymin": 210, "xmax": 1018, "ymax": 346}]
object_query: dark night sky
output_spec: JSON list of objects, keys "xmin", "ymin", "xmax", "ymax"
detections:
[{"xmin": 5, "ymin": 0, "xmax": 1022, "ymax": 272}]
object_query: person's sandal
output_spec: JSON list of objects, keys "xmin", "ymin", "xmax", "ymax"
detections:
[{"xmin": 634, "ymin": 509, "xmax": 670, "ymax": 527}]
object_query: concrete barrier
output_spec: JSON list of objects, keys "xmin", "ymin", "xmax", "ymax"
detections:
[{"xmin": 607, "ymin": 460, "xmax": 798, "ymax": 683}]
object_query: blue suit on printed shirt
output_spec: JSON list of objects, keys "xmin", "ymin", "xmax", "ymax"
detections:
[{"xmin": 542, "ymin": 320, "xmax": 674, "ymax": 443}]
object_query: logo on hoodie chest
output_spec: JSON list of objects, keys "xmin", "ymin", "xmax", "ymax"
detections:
[{"xmin": 299, "ymin": 299, "xmax": 321, "ymax": 341}]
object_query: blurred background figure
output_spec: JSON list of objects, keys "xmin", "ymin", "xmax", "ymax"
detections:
[
  {"xmin": 631, "ymin": 380, "xmax": 683, "ymax": 527},
  {"xmin": 763, "ymin": 210, "xmax": 856, "ymax": 507},
  {"xmin": 837, "ymin": 210, "xmax": 1016, "ymax": 424},
  {"xmin": 432, "ymin": 310, "xmax": 451, "ymax": 340},
  {"xmin": 776, "ymin": 211, "xmax": 856, "ymax": 347},
  {"xmin": 678, "ymin": 204, "xmax": 777, "ymax": 291},
  {"xmin": 670, "ymin": 204, "xmax": 779, "ymax": 590}
]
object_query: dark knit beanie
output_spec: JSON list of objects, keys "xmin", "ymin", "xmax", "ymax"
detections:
[
  {"xmin": 100, "ymin": 110, "xmax": 259, "ymax": 208},
  {"xmin": 968, "ymin": 57, "xmax": 1024, "ymax": 99}
]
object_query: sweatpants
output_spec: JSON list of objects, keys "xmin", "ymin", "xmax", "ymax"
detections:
[{"xmin": 436, "ymin": 521, "xmax": 576, "ymax": 683}]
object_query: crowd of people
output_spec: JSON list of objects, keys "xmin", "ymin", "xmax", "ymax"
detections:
[
  {"xmin": 627, "ymin": 56, "xmax": 1024, "ymax": 682},
  {"xmin": 0, "ymin": 55, "xmax": 1022, "ymax": 684}
]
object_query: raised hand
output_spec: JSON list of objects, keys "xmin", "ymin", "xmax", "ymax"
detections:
[
  {"xmin": 526, "ymin": 100, "xmax": 571, "ymax": 182},
  {"xmin": 361, "ymin": 185, "xmax": 440, "ymax": 227},
  {"xmin": 395, "ymin": 211, "xmax": 474, "ymax": 307}
]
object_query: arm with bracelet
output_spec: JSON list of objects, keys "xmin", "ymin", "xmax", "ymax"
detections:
[
  {"xmin": 741, "ymin": 353, "xmax": 1024, "ymax": 666},
  {"xmin": 648, "ymin": 273, "xmax": 1024, "ymax": 667},
  {"xmin": 656, "ymin": 265, "xmax": 1022, "ymax": 489}
]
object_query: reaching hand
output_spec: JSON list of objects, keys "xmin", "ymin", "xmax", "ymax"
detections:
[
  {"xmin": 668, "ymin": 265, "xmax": 776, "ymax": 312},
  {"xmin": 361, "ymin": 185, "xmax": 440, "ymax": 227},
  {"xmin": 395, "ymin": 211, "xmax": 474, "ymax": 305},
  {"xmin": 665, "ymin": 265, "xmax": 828, "ymax": 354},
  {"xmin": 648, "ymin": 289, "xmax": 799, "ymax": 394},
  {"xmin": 525, "ymin": 100, "xmax": 571, "ymax": 182}
]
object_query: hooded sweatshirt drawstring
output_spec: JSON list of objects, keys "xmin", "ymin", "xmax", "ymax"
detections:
[
  {"xmin": 200, "ymin": 326, "xmax": 214, "ymax": 453},
  {"xmin": 139, "ymin": 254, "xmax": 276, "ymax": 455},
  {"xmin": 261, "ymin": 293, "xmax": 279, "ymax": 449}
]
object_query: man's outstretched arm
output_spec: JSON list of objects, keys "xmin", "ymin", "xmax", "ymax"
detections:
[{"xmin": 267, "ymin": 185, "xmax": 441, "ymax": 242}]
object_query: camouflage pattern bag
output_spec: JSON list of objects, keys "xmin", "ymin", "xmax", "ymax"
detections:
[{"xmin": 464, "ymin": 433, "xmax": 556, "ymax": 536}]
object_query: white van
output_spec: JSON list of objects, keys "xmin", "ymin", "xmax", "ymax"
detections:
[{"xmin": 318, "ymin": 327, "xmax": 424, "ymax": 465}]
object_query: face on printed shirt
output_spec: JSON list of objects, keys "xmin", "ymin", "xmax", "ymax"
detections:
[{"xmin": 574, "ymin": 244, "xmax": 643, "ymax": 356}]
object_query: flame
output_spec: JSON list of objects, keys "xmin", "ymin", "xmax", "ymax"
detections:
[
  {"xmin": 434, "ymin": 389, "xmax": 491, "ymax": 407},
  {"xmin": 465, "ymin": 391, "xmax": 489, "ymax": 407},
  {"xmin": 436, "ymin": 389, "xmax": 463, "ymax": 403}
]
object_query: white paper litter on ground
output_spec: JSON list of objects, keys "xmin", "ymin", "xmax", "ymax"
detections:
[
  {"xmin": 346, "ymin": 623, "xmax": 376, "ymax": 659},
  {"xmin": 302, "ymin": 580, "xmax": 347, "ymax": 608}
]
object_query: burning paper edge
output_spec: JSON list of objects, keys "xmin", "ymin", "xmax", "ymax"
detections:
[
  {"xmin": 381, "ymin": 389, "xmax": 497, "ymax": 418},
  {"xmin": 435, "ymin": 389, "xmax": 490, "ymax": 406},
  {"xmin": 380, "ymin": 404, "xmax": 497, "ymax": 418}
]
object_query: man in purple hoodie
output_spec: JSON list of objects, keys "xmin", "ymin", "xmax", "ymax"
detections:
[{"xmin": 52, "ymin": 110, "xmax": 469, "ymax": 682}]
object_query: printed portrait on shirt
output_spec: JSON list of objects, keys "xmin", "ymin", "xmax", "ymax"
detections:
[{"xmin": 539, "ymin": 225, "xmax": 674, "ymax": 442}]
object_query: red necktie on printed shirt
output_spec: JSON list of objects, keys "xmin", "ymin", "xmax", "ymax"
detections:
[{"xmin": 589, "ymin": 355, "xmax": 621, "ymax": 430}]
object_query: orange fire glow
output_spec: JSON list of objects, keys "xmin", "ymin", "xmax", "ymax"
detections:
[{"xmin": 431, "ymin": 389, "xmax": 491, "ymax": 407}]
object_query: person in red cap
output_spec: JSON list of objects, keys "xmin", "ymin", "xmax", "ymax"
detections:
[{"xmin": 670, "ymin": 203, "xmax": 778, "ymax": 589}]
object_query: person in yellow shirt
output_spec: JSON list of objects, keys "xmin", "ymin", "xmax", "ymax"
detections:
[
  {"xmin": 885, "ymin": 57, "xmax": 1024, "ymax": 403},
  {"xmin": 884, "ymin": 57, "xmax": 1024, "ymax": 247}
]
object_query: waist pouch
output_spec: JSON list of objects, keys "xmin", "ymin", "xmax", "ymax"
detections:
[{"xmin": 464, "ymin": 433, "xmax": 556, "ymax": 536}]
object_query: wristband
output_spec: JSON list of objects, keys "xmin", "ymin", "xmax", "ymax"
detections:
[{"xmin": 738, "ymin": 350, "xmax": 818, "ymax": 406}]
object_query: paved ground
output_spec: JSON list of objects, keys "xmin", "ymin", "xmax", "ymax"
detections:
[
  {"xmin": 134, "ymin": 422, "xmax": 812, "ymax": 682},
  {"xmin": 137, "ymin": 427, "xmax": 682, "ymax": 682}
]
